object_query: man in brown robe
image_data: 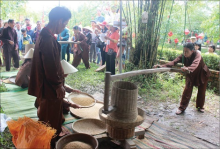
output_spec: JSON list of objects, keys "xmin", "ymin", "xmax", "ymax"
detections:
[
  {"xmin": 154, "ymin": 43, "xmax": 210, "ymax": 114},
  {"xmin": 0, "ymin": 19, "xmax": 19, "ymax": 71},
  {"xmin": 72, "ymin": 26, "xmax": 90, "ymax": 69},
  {"xmin": 28, "ymin": 7, "xmax": 73, "ymax": 145}
]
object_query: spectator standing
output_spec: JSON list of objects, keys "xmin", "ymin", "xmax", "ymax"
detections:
[
  {"xmin": 0, "ymin": 19, "xmax": 19, "ymax": 71},
  {"xmin": 3, "ymin": 22, "xmax": 8, "ymax": 28},
  {"xmin": 95, "ymin": 10, "xmax": 105, "ymax": 23},
  {"xmin": 83, "ymin": 27, "xmax": 92, "ymax": 46},
  {"xmin": 105, "ymin": 23, "xmax": 119, "ymax": 75},
  {"xmin": 15, "ymin": 22, "xmax": 22, "ymax": 51},
  {"xmin": 57, "ymin": 27, "xmax": 69, "ymax": 60},
  {"xmin": 99, "ymin": 21, "xmax": 108, "ymax": 65},
  {"xmin": 33, "ymin": 21, "xmax": 42, "ymax": 43},
  {"xmin": 22, "ymin": 18, "xmax": 32, "ymax": 29},
  {"xmin": 21, "ymin": 29, "xmax": 33, "ymax": 53},
  {"xmin": 194, "ymin": 42, "xmax": 201, "ymax": 54},
  {"xmin": 26, "ymin": 24, "xmax": 34, "ymax": 41},
  {"xmin": 94, "ymin": 29, "xmax": 101, "ymax": 64},
  {"xmin": 90, "ymin": 20, "xmax": 97, "ymax": 63}
]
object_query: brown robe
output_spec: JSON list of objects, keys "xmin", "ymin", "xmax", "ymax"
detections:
[
  {"xmin": 15, "ymin": 59, "xmax": 32, "ymax": 88},
  {"xmin": 28, "ymin": 27, "xmax": 65, "ymax": 135},
  {"xmin": 162, "ymin": 51, "xmax": 210, "ymax": 110},
  {"xmin": 72, "ymin": 32, "xmax": 90, "ymax": 68}
]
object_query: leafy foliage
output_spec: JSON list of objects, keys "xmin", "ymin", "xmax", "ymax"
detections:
[
  {"xmin": 0, "ymin": 0, "xmax": 27, "ymax": 21},
  {"xmin": 159, "ymin": 1, "xmax": 219, "ymax": 45},
  {"xmin": 0, "ymin": 83, "xmax": 7, "ymax": 92}
]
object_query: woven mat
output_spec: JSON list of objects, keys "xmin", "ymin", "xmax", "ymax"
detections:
[
  {"xmin": 1, "ymin": 89, "xmax": 78, "ymax": 124},
  {"xmin": 63, "ymin": 120, "xmax": 217, "ymax": 148},
  {"xmin": 133, "ymin": 122, "xmax": 218, "ymax": 149},
  {"xmin": 0, "ymin": 71, "xmax": 18, "ymax": 79}
]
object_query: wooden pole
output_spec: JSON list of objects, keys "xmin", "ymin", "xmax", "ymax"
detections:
[
  {"xmin": 103, "ymin": 72, "xmax": 111, "ymax": 112},
  {"xmin": 119, "ymin": 0, "xmax": 122, "ymax": 73}
]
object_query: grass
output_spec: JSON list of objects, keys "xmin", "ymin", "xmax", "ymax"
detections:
[
  {"xmin": 65, "ymin": 62, "xmax": 105, "ymax": 94},
  {"xmin": 0, "ymin": 53, "xmax": 219, "ymax": 148}
]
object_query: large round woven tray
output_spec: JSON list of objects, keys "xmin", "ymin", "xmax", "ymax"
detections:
[
  {"xmin": 72, "ymin": 118, "xmax": 106, "ymax": 135},
  {"xmin": 99, "ymin": 107, "xmax": 146, "ymax": 129},
  {"xmin": 95, "ymin": 65, "xmax": 106, "ymax": 72},
  {"xmin": 70, "ymin": 103, "xmax": 103, "ymax": 119},
  {"xmin": 67, "ymin": 92, "xmax": 96, "ymax": 108},
  {"xmin": 2, "ymin": 76, "xmax": 16, "ymax": 84}
]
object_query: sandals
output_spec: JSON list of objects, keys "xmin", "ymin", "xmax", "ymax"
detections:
[
  {"xmin": 198, "ymin": 108, "xmax": 205, "ymax": 113},
  {"xmin": 175, "ymin": 109, "xmax": 184, "ymax": 115}
]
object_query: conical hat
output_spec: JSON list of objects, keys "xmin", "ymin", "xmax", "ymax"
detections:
[
  {"xmin": 24, "ymin": 48, "xmax": 34, "ymax": 59},
  {"xmin": 61, "ymin": 60, "xmax": 78, "ymax": 74}
]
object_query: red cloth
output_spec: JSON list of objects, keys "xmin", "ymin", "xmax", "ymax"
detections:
[{"xmin": 106, "ymin": 31, "xmax": 119, "ymax": 53}]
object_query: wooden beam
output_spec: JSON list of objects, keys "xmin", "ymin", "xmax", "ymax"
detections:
[{"xmin": 110, "ymin": 68, "xmax": 171, "ymax": 81}]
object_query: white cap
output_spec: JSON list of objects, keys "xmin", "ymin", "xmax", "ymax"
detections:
[
  {"xmin": 191, "ymin": 36, "xmax": 196, "ymax": 39},
  {"xmin": 61, "ymin": 60, "xmax": 78, "ymax": 74},
  {"xmin": 24, "ymin": 48, "xmax": 34, "ymax": 59}
]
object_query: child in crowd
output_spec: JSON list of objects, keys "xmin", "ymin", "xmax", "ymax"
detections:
[
  {"xmin": 194, "ymin": 42, "xmax": 201, "ymax": 54},
  {"xmin": 21, "ymin": 29, "xmax": 32, "ymax": 53},
  {"xmin": 206, "ymin": 45, "xmax": 217, "ymax": 55}
]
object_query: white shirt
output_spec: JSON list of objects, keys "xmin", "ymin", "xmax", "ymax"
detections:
[{"xmin": 205, "ymin": 52, "xmax": 217, "ymax": 55}]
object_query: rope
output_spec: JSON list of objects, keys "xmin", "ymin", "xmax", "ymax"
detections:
[
  {"xmin": 182, "ymin": 0, "xmax": 187, "ymax": 66},
  {"xmin": 158, "ymin": 0, "xmax": 174, "ymax": 64}
]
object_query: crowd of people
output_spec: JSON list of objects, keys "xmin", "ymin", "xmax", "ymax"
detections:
[
  {"xmin": 0, "ymin": 18, "xmax": 42, "ymax": 71},
  {"xmin": 0, "ymin": 6, "xmax": 128, "ymax": 75}
]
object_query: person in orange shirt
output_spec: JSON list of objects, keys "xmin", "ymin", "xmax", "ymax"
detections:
[{"xmin": 105, "ymin": 23, "xmax": 119, "ymax": 75}]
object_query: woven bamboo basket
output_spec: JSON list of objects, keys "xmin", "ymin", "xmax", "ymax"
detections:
[
  {"xmin": 109, "ymin": 81, "xmax": 138, "ymax": 123},
  {"xmin": 70, "ymin": 103, "xmax": 103, "ymax": 119},
  {"xmin": 72, "ymin": 118, "xmax": 106, "ymax": 135},
  {"xmin": 107, "ymin": 125, "xmax": 135, "ymax": 140},
  {"xmin": 99, "ymin": 107, "xmax": 145, "ymax": 129},
  {"xmin": 67, "ymin": 92, "xmax": 96, "ymax": 108}
]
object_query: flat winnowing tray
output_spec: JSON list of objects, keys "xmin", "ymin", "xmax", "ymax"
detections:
[
  {"xmin": 67, "ymin": 92, "xmax": 96, "ymax": 108},
  {"xmin": 72, "ymin": 118, "xmax": 106, "ymax": 135}
]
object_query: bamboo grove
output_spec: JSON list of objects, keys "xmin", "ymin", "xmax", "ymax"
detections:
[{"xmin": 123, "ymin": 0, "xmax": 166, "ymax": 69}]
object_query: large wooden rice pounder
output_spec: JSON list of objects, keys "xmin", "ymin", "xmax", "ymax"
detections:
[{"xmin": 99, "ymin": 81, "xmax": 145, "ymax": 140}]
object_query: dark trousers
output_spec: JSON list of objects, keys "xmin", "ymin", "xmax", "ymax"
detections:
[
  {"xmin": 89, "ymin": 43, "xmax": 96, "ymax": 62},
  {"xmin": 100, "ymin": 44, "xmax": 106, "ymax": 65},
  {"xmin": 106, "ymin": 52, "xmax": 116, "ymax": 75},
  {"xmin": 72, "ymin": 50, "xmax": 90, "ymax": 69},
  {"xmin": 66, "ymin": 44, "xmax": 70, "ymax": 62},
  {"xmin": 179, "ymin": 80, "xmax": 208, "ymax": 111},
  {"xmin": 3, "ymin": 45, "xmax": 19, "ymax": 71}
]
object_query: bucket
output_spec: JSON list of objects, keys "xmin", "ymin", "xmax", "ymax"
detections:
[{"xmin": 109, "ymin": 81, "xmax": 138, "ymax": 123}]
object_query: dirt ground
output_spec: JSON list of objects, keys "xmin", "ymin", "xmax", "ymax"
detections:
[
  {"xmin": 91, "ymin": 87, "xmax": 220, "ymax": 147},
  {"xmin": 137, "ymin": 98, "xmax": 220, "ymax": 146}
]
